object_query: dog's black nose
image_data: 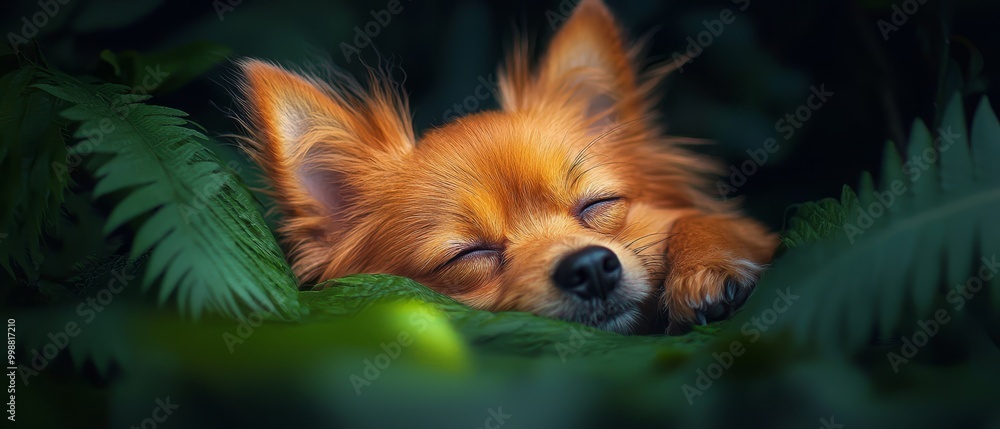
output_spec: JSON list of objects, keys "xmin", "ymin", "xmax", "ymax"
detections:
[{"xmin": 553, "ymin": 246, "xmax": 621, "ymax": 300}]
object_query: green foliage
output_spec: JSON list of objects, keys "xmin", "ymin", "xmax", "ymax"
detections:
[
  {"xmin": 762, "ymin": 94, "xmax": 1000, "ymax": 349},
  {"xmin": 29, "ymin": 67, "xmax": 302, "ymax": 320},
  {"xmin": 0, "ymin": 47, "xmax": 69, "ymax": 281},
  {"xmin": 99, "ymin": 41, "xmax": 233, "ymax": 94},
  {"xmin": 779, "ymin": 185, "xmax": 860, "ymax": 248},
  {"xmin": 13, "ymin": 271, "xmax": 999, "ymax": 427},
  {"xmin": 305, "ymin": 275, "xmax": 718, "ymax": 357}
]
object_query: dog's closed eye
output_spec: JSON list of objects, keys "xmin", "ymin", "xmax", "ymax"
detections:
[
  {"xmin": 441, "ymin": 245, "xmax": 504, "ymax": 269},
  {"xmin": 577, "ymin": 196, "xmax": 626, "ymax": 231}
]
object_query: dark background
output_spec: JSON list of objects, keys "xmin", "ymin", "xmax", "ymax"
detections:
[{"xmin": 5, "ymin": 0, "xmax": 996, "ymax": 228}]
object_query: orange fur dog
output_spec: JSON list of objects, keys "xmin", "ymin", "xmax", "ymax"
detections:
[{"xmin": 237, "ymin": 0, "xmax": 778, "ymax": 334}]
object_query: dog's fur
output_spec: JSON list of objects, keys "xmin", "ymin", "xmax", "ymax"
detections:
[{"xmin": 236, "ymin": 0, "xmax": 778, "ymax": 334}]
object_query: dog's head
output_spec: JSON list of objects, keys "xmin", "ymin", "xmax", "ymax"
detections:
[{"xmin": 238, "ymin": 0, "xmax": 721, "ymax": 333}]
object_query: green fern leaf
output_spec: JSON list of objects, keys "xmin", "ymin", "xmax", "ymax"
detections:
[
  {"xmin": 780, "ymin": 185, "xmax": 858, "ymax": 249},
  {"xmin": 0, "ymin": 63, "xmax": 70, "ymax": 280},
  {"xmin": 34, "ymin": 71, "xmax": 304, "ymax": 320},
  {"xmin": 741, "ymin": 94, "xmax": 1000, "ymax": 349}
]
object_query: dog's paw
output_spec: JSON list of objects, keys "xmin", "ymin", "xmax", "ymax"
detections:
[{"xmin": 661, "ymin": 258, "xmax": 763, "ymax": 334}]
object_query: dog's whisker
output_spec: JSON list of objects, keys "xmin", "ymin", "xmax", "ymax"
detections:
[
  {"xmin": 634, "ymin": 236, "xmax": 672, "ymax": 253},
  {"xmin": 624, "ymin": 232, "xmax": 672, "ymax": 250}
]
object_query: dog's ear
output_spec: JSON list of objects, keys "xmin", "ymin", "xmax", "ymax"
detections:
[
  {"xmin": 237, "ymin": 60, "xmax": 413, "ymax": 244},
  {"xmin": 500, "ymin": 0, "xmax": 653, "ymax": 128}
]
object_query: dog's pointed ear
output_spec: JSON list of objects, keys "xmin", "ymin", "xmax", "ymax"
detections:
[
  {"xmin": 237, "ymin": 59, "xmax": 413, "ymax": 244},
  {"xmin": 500, "ymin": 0, "xmax": 649, "ymax": 127}
]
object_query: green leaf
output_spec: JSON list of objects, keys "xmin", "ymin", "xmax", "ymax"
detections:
[
  {"xmin": 36, "ymin": 70, "xmax": 303, "ymax": 320},
  {"xmin": 971, "ymin": 98, "xmax": 1000, "ymax": 184},
  {"xmin": 0, "ymin": 65, "xmax": 69, "ymax": 279},
  {"xmin": 740, "ymin": 96, "xmax": 1000, "ymax": 350},
  {"xmin": 939, "ymin": 93, "xmax": 974, "ymax": 190},
  {"xmin": 98, "ymin": 41, "xmax": 232, "ymax": 94}
]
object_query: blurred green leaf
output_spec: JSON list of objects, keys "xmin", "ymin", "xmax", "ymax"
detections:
[
  {"xmin": 99, "ymin": 41, "xmax": 232, "ymax": 94},
  {"xmin": 72, "ymin": 0, "xmax": 165, "ymax": 32},
  {"xmin": 747, "ymin": 94, "xmax": 1000, "ymax": 349},
  {"xmin": 0, "ymin": 63, "xmax": 69, "ymax": 280}
]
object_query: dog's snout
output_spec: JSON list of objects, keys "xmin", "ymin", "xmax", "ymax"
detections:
[{"xmin": 553, "ymin": 246, "xmax": 621, "ymax": 300}]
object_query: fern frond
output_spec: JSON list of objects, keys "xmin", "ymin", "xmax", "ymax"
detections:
[
  {"xmin": 35, "ymin": 71, "xmax": 304, "ymax": 320},
  {"xmin": 745, "ymin": 94, "xmax": 1000, "ymax": 349},
  {"xmin": 0, "ymin": 60, "xmax": 70, "ymax": 280}
]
